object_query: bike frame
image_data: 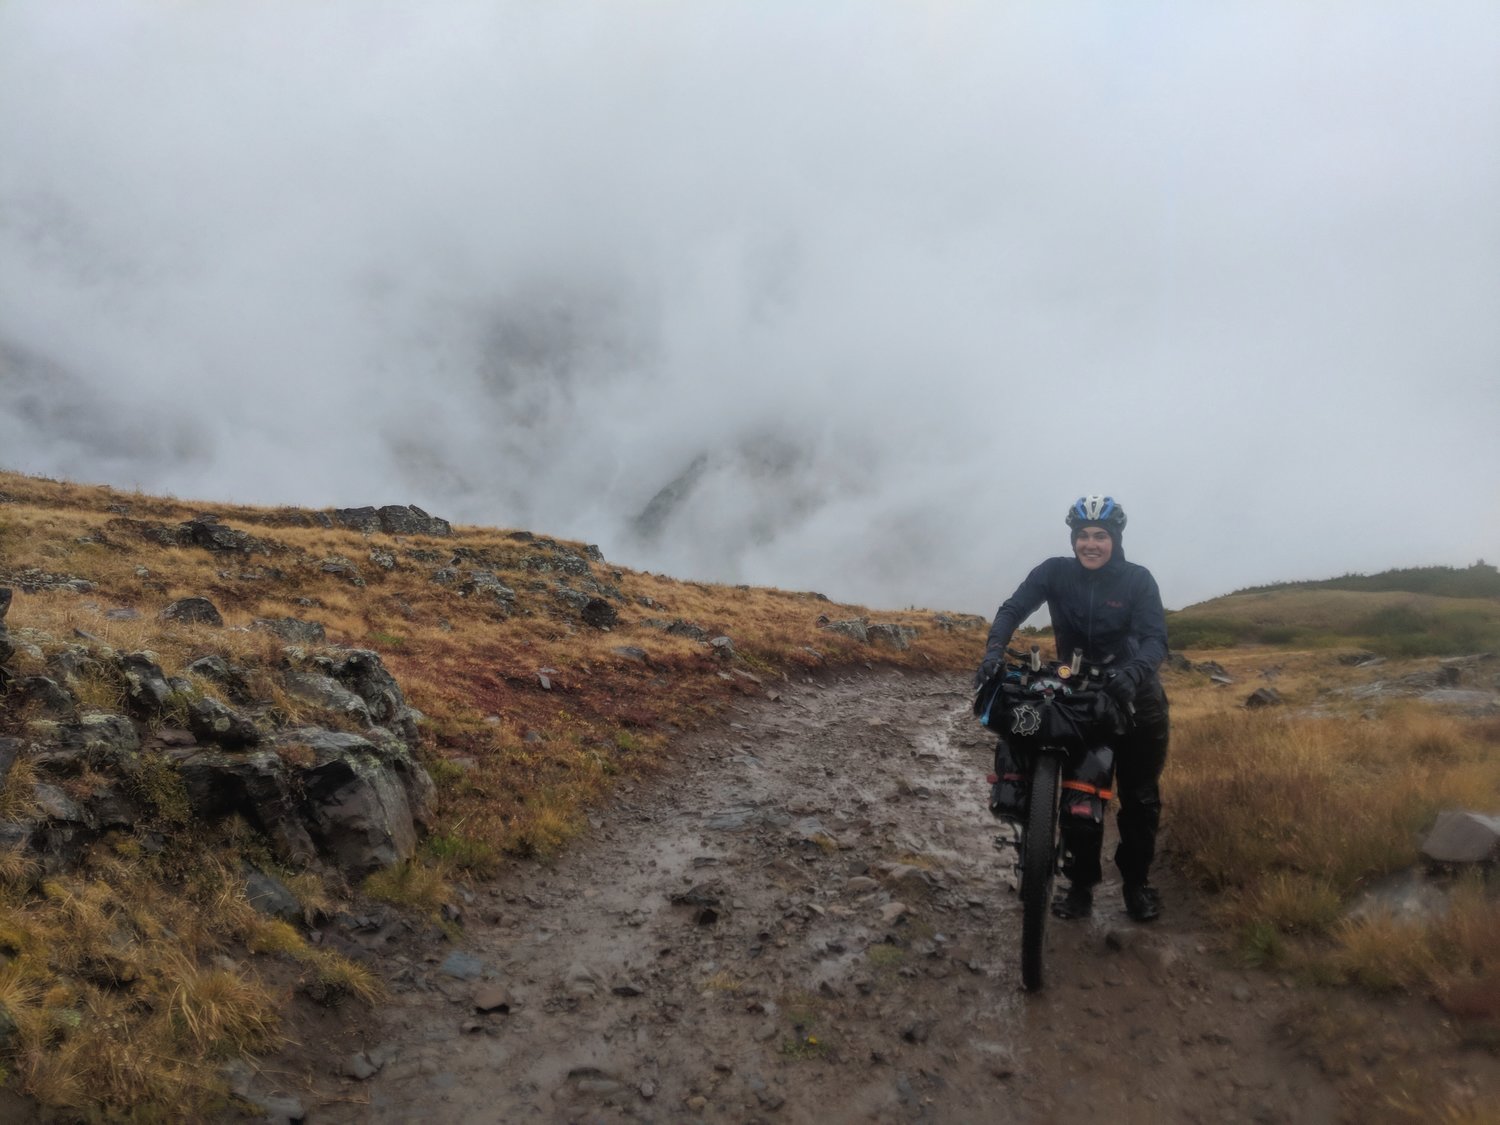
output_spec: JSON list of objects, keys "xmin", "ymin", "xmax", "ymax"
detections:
[{"xmin": 978, "ymin": 646, "xmax": 1117, "ymax": 993}]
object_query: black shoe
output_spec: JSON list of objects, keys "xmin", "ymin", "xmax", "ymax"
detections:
[
  {"xmin": 1051, "ymin": 884, "xmax": 1094, "ymax": 920},
  {"xmin": 1124, "ymin": 883, "xmax": 1161, "ymax": 922}
]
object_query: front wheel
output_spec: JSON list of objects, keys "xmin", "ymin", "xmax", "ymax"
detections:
[{"xmin": 1019, "ymin": 752, "xmax": 1062, "ymax": 992}]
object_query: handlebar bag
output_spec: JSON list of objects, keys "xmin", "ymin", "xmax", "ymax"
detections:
[{"xmin": 988, "ymin": 692, "xmax": 1096, "ymax": 750}]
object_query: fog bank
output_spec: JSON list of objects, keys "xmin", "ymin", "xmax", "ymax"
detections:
[{"xmin": 3, "ymin": 2, "xmax": 1498, "ymax": 614}]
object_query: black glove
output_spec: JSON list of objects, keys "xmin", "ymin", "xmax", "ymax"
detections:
[
  {"xmin": 1092, "ymin": 673, "xmax": 1134, "ymax": 734},
  {"xmin": 973, "ymin": 654, "xmax": 1002, "ymax": 691},
  {"xmin": 1090, "ymin": 690, "xmax": 1123, "ymax": 732},
  {"xmin": 1103, "ymin": 671, "xmax": 1136, "ymax": 709}
]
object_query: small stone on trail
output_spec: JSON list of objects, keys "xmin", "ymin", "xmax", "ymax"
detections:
[
  {"xmin": 881, "ymin": 902, "xmax": 911, "ymax": 925},
  {"xmin": 439, "ymin": 951, "xmax": 485, "ymax": 980},
  {"xmin": 472, "ymin": 984, "xmax": 512, "ymax": 1012},
  {"xmin": 639, "ymin": 1080, "xmax": 657, "ymax": 1099},
  {"xmin": 901, "ymin": 1020, "xmax": 933, "ymax": 1044},
  {"xmin": 342, "ymin": 1052, "xmax": 379, "ymax": 1080},
  {"xmin": 670, "ymin": 883, "xmax": 723, "ymax": 907},
  {"xmin": 256, "ymin": 1094, "xmax": 306, "ymax": 1124}
]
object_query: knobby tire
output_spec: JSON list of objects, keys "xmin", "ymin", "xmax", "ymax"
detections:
[{"xmin": 1019, "ymin": 753, "xmax": 1061, "ymax": 992}]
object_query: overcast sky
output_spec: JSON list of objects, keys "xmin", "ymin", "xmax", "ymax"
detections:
[{"xmin": 2, "ymin": 2, "xmax": 1497, "ymax": 617}]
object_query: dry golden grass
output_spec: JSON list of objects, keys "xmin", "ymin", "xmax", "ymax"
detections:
[
  {"xmin": 1164, "ymin": 649, "xmax": 1500, "ymax": 1013},
  {"xmin": 363, "ymin": 858, "xmax": 452, "ymax": 912},
  {"xmin": 702, "ymin": 970, "xmax": 746, "ymax": 993}
]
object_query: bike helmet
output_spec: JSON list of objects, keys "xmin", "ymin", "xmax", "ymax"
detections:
[{"xmin": 1065, "ymin": 495, "xmax": 1126, "ymax": 534}]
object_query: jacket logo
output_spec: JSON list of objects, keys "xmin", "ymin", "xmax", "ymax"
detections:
[{"xmin": 1105, "ymin": 600, "xmax": 1125, "ymax": 608}]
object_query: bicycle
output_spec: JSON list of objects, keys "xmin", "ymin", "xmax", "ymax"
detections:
[{"xmin": 973, "ymin": 646, "xmax": 1121, "ymax": 992}]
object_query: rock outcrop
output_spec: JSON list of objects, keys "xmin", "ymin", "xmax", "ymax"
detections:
[{"xmin": 0, "ymin": 587, "xmax": 434, "ymax": 878}]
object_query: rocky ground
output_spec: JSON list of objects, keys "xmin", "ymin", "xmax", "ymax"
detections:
[{"xmin": 232, "ymin": 666, "xmax": 1432, "ymax": 1125}]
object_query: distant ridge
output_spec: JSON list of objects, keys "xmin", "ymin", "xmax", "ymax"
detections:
[
  {"xmin": 1168, "ymin": 563, "xmax": 1500, "ymax": 655},
  {"xmin": 1230, "ymin": 562, "xmax": 1500, "ymax": 600}
]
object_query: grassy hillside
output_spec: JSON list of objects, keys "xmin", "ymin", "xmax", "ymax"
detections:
[
  {"xmin": 0, "ymin": 469, "xmax": 980, "ymax": 1118},
  {"xmin": 1168, "ymin": 576, "xmax": 1500, "ymax": 656},
  {"xmin": 1235, "ymin": 563, "xmax": 1500, "ymax": 600}
]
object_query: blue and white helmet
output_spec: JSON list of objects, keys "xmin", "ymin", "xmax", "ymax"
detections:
[{"xmin": 1065, "ymin": 495, "xmax": 1126, "ymax": 533}]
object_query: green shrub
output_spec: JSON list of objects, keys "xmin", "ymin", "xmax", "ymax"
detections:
[{"xmin": 1166, "ymin": 615, "xmax": 1246, "ymax": 649}]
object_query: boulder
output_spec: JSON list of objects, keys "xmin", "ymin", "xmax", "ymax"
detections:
[
  {"xmin": 867, "ymin": 623, "xmax": 917, "ymax": 650},
  {"xmin": 552, "ymin": 587, "xmax": 592, "ymax": 612},
  {"xmin": 14, "ymin": 676, "xmax": 78, "ymax": 720},
  {"xmin": 820, "ymin": 618, "xmax": 869, "ymax": 644},
  {"xmin": 376, "ymin": 504, "xmax": 451, "ymax": 537},
  {"xmin": 85, "ymin": 783, "xmax": 145, "ymax": 829},
  {"xmin": 286, "ymin": 673, "xmax": 373, "ymax": 727},
  {"xmin": 160, "ymin": 597, "xmax": 223, "ymax": 627},
  {"xmin": 334, "ymin": 505, "xmax": 451, "ymax": 537},
  {"xmin": 176, "ymin": 747, "xmax": 320, "ymax": 866},
  {"xmin": 332, "ymin": 506, "xmax": 381, "ymax": 533},
  {"xmin": 319, "ymin": 557, "xmax": 365, "ymax": 587},
  {"xmin": 244, "ymin": 865, "xmax": 302, "ymax": 920},
  {"xmin": 1165, "ymin": 652, "xmax": 1193, "ymax": 674},
  {"xmin": 120, "ymin": 652, "xmax": 175, "ymax": 714},
  {"xmin": 1244, "ymin": 687, "xmax": 1284, "ymax": 709},
  {"xmin": 180, "ymin": 517, "xmax": 254, "ymax": 554},
  {"xmin": 31, "ymin": 713, "xmax": 141, "ymax": 776},
  {"xmin": 581, "ymin": 598, "xmax": 619, "ymax": 630},
  {"xmin": 311, "ymin": 649, "xmax": 419, "ymax": 743},
  {"xmin": 29, "ymin": 782, "xmax": 99, "ymax": 866},
  {"xmin": 252, "ymin": 617, "xmax": 327, "ymax": 645},
  {"xmin": 186, "ymin": 655, "xmax": 253, "ymax": 702},
  {"xmin": 458, "ymin": 571, "xmax": 515, "ymax": 605},
  {"xmin": 655, "ymin": 619, "xmax": 707, "ymax": 641},
  {"xmin": 286, "ymin": 727, "xmax": 435, "ymax": 878},
  {"xmin": 186, "ymin": 695, "xmax": 262, "ymax": 748},
  {"xmin": 1421, "ymin": 811, "xmax": 1500, "ymax": 865},
  {"xmin": 46, "ymin": 643, "xmax": 96, "ymax": 684}
]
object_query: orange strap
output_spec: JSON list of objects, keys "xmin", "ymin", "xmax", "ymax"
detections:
[{"xmin": 1061, "ymin": 779, "xmax": 1114, "ymax": 800}]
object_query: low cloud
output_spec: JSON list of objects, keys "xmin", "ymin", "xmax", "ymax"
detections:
[{"xmin": 2, "ymin": 2, "xmax": 1497, "ymax": 615}]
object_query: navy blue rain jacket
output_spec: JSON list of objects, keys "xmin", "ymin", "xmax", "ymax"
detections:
[{"xmin": 982, "ymin": 549, "xmax": 1168, "ymax": 695}]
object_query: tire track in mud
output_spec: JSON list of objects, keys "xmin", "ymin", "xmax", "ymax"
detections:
[{"xmin": 308, "ymin": 669, "xmax": 1336, "ymax": 1124}]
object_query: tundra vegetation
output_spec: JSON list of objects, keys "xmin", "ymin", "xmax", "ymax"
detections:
[{"xmin": 0, "ymin": 468, "xmax": 1496, "ymax": 1119}]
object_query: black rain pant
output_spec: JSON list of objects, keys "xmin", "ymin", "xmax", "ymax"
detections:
[{"xmin": 1061, "ymin": 683, "xmax": 1170, "ymax": 889}]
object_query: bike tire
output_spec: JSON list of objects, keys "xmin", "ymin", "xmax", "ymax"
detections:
[{"xmin": 1019, "ymin": 752, "xmax": 1062, "ymax": 992}]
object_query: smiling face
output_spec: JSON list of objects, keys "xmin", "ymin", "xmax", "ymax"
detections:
[{"xmin": 1072, "ymin": 525, "xmax": 1114, "ymax": 570}]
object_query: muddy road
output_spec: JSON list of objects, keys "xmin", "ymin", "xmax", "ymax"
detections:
[{"xmin": 292, "ymin": 669, "xmax": 1339, "ymax": 1123}]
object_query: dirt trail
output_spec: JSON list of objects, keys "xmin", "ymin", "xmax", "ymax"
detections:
[{"xmin": 293, "ymin": 669, "xmax": 1342, "ymax": 1124}]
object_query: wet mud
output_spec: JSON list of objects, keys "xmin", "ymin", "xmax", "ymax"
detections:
[{"xmin": 299, "ymin": 669, "xmax": 1343, "ymax": 1123}]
